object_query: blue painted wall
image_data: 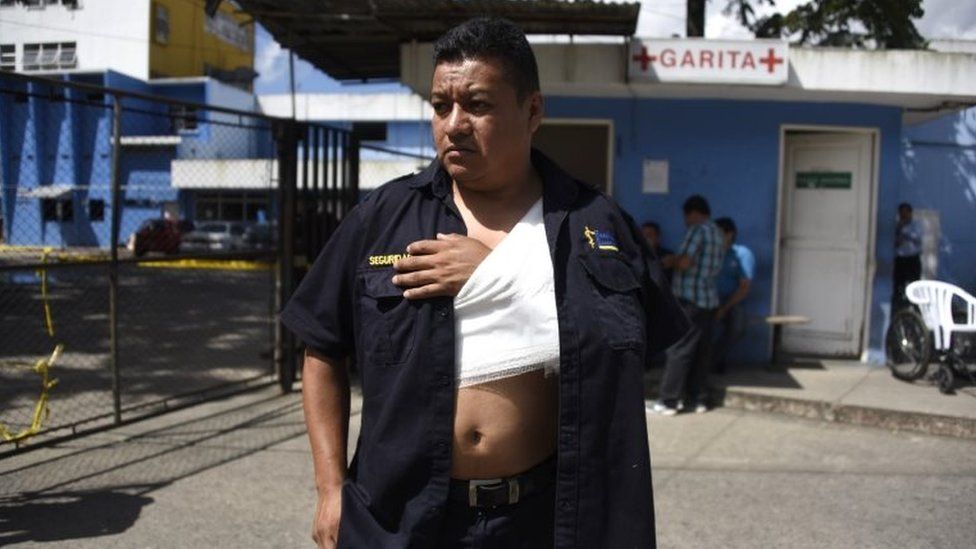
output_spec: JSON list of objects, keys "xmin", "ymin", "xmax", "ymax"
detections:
[
  {"xmin": 1, "ymin": 70, "xmax": 265, "ymax": 249},
  {"xmin": 545, "ymin": 96, "xmax": 904, "ymax": 363},
  {"xmin": 901, "ymin": 108, "xmax": 976, "ymax": 291}
]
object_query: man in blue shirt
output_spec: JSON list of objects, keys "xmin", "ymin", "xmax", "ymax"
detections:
[
  {"xmin": 893, "ymin": 202, "xmax": 922, "ymax": 311},
  {"xmin": 712, "ymin": 217, "xmax": 755, "ymax": 374},
  {"xmin": 651, "ymin": 195, "xmax": 724, "ymax": 415}
]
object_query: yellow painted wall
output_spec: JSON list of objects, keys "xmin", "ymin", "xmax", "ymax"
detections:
[{"xmin": 148, "ymin": 0, "xmax": 254, "ymax": 88}]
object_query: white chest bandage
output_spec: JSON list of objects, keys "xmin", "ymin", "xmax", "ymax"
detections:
[{"xmin": 454, "ymin": 199, "xmax": 560, "ymax": 388}]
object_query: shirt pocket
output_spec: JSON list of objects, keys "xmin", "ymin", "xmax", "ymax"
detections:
[
  {"xmin": 578, "ymin": 252, "xmax": 644, "ymax": 350},
  {"xmin": 359, "ymin": 270, "xmax": 417, "ymax": 367}
]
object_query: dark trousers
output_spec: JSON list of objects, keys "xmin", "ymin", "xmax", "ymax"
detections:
[
  {"xmin": 712, "ymin": 304, "xmax": 746, "ymax": 374},
  {"xmin": 659, "ymin": 300, "xmax": 715, "ymax": 405},
  {"xmin": 435, "ymin": 481, "xmax": 555, "ymax": 548},
  {"xmin": 892, "ymin": 255, "xmax": 922, "ymax": 311}
]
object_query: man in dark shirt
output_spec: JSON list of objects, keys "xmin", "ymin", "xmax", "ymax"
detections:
[
  {"xmin": 641, "ymin": 221, "xmax": 674, "ymax": 282},
  {"xmin": 280, "ymin": 17, "xmax": 686, "ymax": 549},
  {"xmin": 893, "ymin": 202, "xmax": 923, "ymax": 311}
]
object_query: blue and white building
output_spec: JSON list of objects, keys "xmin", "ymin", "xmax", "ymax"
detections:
[
  {"xmin": 0, "ymin": 70, "xmax": 264, "ymax": 249},
  {"xmin": 395, "ymin": 38, "xmax": 976, "ymax": 363}
]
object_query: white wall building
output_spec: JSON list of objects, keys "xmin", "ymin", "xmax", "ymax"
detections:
[{"xmin": 0, "ymin": 0, "xmax": 151, "ymax": 78}]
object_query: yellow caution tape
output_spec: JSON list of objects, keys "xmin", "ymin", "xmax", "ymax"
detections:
[
  {"xmin": 0, "ymin": 247, "xmax": 62, "ymax": 444},
  {"xmin": 0, "ymin": 244, "xmax": 108, "ymax": 263},
  {"xmin": 0, "ymin": 345, "xmax": 61, "ymax": 443},
  {"xmin": 137, "ymin": 258, "xmax": 272, "ymax": 271},
  {"xmin": 37, "ymin": 247, "xmax": 55, "ymax": 337}
]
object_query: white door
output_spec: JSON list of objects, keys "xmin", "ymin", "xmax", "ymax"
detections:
[{"xmin": 777, "ymin": 132, "xmax": 874, "ymax": 357}]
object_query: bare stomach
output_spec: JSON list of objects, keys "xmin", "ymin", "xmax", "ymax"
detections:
[{"xmin": 450, "ymin": 369, "xmax": 558, "ymax": 479}]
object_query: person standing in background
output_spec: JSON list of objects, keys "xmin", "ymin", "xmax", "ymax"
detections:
[
  {"xmin": 712, "ymin": 217, "xmax": 754, "ymax": 374},
  {"xmin": 641, "ymin": 221, "xmax": 674, "ymax": 282},
  {"xmin": 893, "ymin": 202, "xmax": 922, "ymax": 311},
  {"xmin": 651, "ymin": 195, "xmax": 724, "ymax": 416}
]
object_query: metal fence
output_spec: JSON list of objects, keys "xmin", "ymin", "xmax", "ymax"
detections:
[{"xmin": 0, "ymin": 72, "xmax": 358, "ymax": 455}]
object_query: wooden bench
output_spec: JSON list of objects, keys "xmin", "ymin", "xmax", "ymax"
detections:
[{"xmin": 766, "ymin": 315, "xmax": 810, "ymax": 366}]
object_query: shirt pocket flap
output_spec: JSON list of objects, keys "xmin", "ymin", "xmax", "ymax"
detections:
[
  {"xmin": 361, "ymin": 270, "xmax": 404, "ymax": 299},
  {"xmin": 578, "ymin": 253, "xmax": 641, "ymax": 293}
]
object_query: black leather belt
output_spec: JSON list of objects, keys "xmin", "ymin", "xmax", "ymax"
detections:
[{"xmin": 447, "ymin": 454, "xmax": 556, "ymax": 508}]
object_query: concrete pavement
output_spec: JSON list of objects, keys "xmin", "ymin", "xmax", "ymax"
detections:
[
  {"xmin": 709, "ymin": 360, "xmax": 976, "ymax": 439},
  {"xmin": 2, "ymin": 384, "xmax": 974, "ymax": 548}
]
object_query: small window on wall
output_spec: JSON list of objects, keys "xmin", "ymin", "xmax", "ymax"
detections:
[
  {"xmin": 170, "ymin": 105, "xmax": 199, "ymax": 132},
  {"xmin": 39, "ymin": 43, "xmax": 60, "ymax": 69},
  {"xmin": 41, "ymin": 199, "xmax": 58, "ymax": 221},
  {"xmin": 59, "ymin": 199, "xmax": 73, "ymax": 221},
  {"xmin": 22, "ymin": 44, "xmax": 40, "ymax": 71},
  {"xmin": 88, "ymin": 199, "xmax": 105, "ymax": 221},
  {"xmin": 0, "ymin": 44, "xmax": 14, "ymax": 72},
  {"xmin": 58, "ymin": 42, "xmax": 76, "ymax": 68},
  {"xmin": 153, "ymin": 3, "xmax": 170, "ymax": 44},
  {"xmin": 41, "ymin": 198, "xmax": 74, "ymax": 221}
]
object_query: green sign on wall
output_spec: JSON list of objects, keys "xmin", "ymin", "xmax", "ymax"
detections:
[{"xmin": 796, "ymin": 171, "xmax": 852, "ymax": 189}]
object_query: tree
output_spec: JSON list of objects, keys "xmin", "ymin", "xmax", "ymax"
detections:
[
  {"xmin": 686, "ymin": 0, "xmax": 927, "ymax": 49},
  {"xmin": 725, "ymin": 0, "xmax": 927, "ymax": 49}
]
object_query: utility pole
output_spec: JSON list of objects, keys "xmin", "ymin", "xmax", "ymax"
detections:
[{"xmin": 687, "ymin": 0, "xmax": 706, "ymax": 37}]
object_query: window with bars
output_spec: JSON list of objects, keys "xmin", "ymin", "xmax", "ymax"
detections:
[
  {"xmin": 21, "ymin": 42, "xmax": 76, "ymax": 70},
  {"xmin": 22, "ymin": 44, "xmax": 40, "ymax": 70},
  {"xmin": 153, "ymin": 3, "xmax": 170, "ymax": 44},
  {"xmin": 0, "ymin": 45, "xmax": 15, "ymax": 71},
  {"xmin": 58, "ymin": 42, "xmax": 76, "ymax": 68},
  {"xmin": 39, "ymin": 43, "xmax": 58, "ymax": 68}
]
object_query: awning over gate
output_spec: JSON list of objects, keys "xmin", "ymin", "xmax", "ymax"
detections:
[
  {"xmin": 17, "ymin": 184, "xmax": 76, "ymax": 199},
  {"xmin": 171, "ymin": 157, "xmax": 426, "ymax": 191},
  {"xmin": 233, "ymin": 0, "xmax": 639, "ymax": 81}
]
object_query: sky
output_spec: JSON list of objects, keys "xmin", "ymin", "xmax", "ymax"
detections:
[{"xmin": 253, "ymin": 0, "xmax": 976, "ymax": 95}]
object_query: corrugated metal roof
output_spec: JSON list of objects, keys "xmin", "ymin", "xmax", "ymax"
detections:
[{"xmin": 235, "ymin": 0, "xmax": 640, "ymax": 81}]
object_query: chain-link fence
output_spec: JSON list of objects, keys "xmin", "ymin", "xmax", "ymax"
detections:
[{"xmin": 0, "ymin": 73, "xmax": 357, "ymax": 455}]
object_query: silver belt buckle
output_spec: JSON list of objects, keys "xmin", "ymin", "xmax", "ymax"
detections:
[{"xmin": 468, "ymin": 478, "xmax": 520, "ymax": 507}]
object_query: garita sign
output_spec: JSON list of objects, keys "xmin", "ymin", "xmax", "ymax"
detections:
[{"xmin": 628, "ymin": 38, "xmax": 789, "ymax": 86}]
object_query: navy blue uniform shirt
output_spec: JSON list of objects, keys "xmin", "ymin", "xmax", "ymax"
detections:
[{"xmin": 280, "ymin": 150, "xmax": 688, "ymax": 548}]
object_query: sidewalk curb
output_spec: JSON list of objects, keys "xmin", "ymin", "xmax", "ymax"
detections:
[{"xmin": 718, "ymin": 389, "xmax": 976, "ymax": 440}]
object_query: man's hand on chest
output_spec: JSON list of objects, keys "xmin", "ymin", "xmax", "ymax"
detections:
[{"xmin": 391, "ymin": 233, "xmax": 491, "ymax": 300}]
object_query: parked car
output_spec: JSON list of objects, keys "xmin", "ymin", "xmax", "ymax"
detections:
[
  {"xmin": 127, "ymin": 219, "xmax": 183, "ymax": 256},
  {"xmin": 180, "ymin": 221, "xmax": 247, "ymax": 253},
  {"xmin": 243, "ymin": 223, "xmax": 275, "ymax": 251}
]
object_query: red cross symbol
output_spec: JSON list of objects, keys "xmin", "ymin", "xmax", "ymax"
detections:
[
  {"xmin": 759, "ymin": 47, "xmax": 784, "ymax": 73},
  {"xmin": 632, "ymin": 46, "xmax": 656, "ymax": 71}
]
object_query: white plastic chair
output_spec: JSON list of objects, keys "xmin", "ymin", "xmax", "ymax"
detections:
[{"xmin": 905, "ymin": 280, "xmax": 976, "ymax": 352}]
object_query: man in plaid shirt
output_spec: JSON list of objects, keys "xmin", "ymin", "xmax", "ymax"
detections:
[{"xmin": 651, "ymin": 195, "xmax": 725, "ymax": 416}]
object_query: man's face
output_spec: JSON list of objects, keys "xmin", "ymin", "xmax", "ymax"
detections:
[
  {"xmin": 898, "ymin": 207, "xmax": 913, "ymax": 223},
  {"xmin": 721, "ymin": 230, "xmax": 734, "ymax": 249},
  {"xmin": 641, "ymin": 226, "xmax": 659, "ymax": 248},
  {"xmin": 430, "ymin": 57, "xmax": 542, "ymax": 189}
]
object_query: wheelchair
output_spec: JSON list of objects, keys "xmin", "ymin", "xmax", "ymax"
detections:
[{"xmin": 885, "ymin": 281, "xmax": 976, "ymax": 394}]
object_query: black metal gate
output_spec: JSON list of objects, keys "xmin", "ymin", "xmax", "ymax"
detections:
[{"xmin": 0, "ymin": 72, "xmax": 357, "ymax": 456}]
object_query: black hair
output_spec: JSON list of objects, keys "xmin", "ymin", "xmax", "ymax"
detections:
[
  {"xmin": 682, "ymin": 195, "xmax": 711, "ymax": 217},
  {"xmin": 641, "ymin": 221, "xmax": 661, "ymax": 233},
  {"xmin": 715, "ymin": 217, "xmax": 737, "ymax": 235},
  {"xmin": 898, "ymin": 202, "xmax": 913, "ymax": 212},
  {"xmin": 432, "ymin": 17, "xmax": 540, "ymax": 101}
]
